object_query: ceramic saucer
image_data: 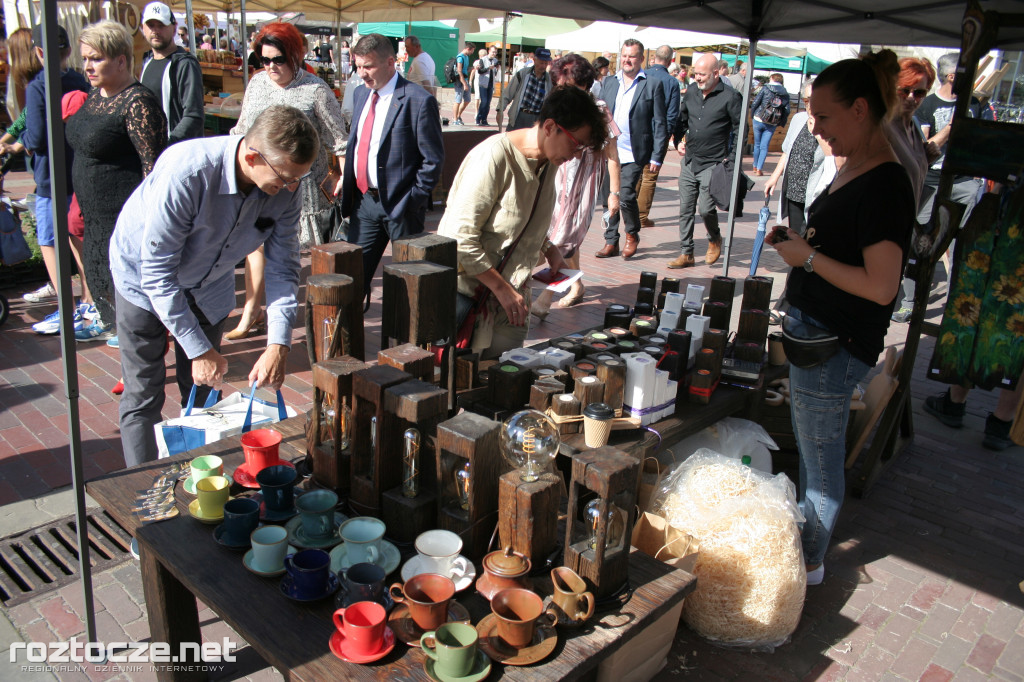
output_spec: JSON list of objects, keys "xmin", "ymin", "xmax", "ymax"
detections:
[
  {"xmin": 401, "ymin": 555, "xmax": 477, "ymax": 592},
  {"xmin": 475, "ymin": 612, "xmax": 557, "ymax": 666},
  {"xmin": 424, "ymin": 649, "xmax": 491, "ymax": 682},
  {"xmin": 328, "ymin": 627, "xmax": 396, "ymax": 664},
  {"xmin": 388, "ymin": 601, "xmax": 472, "ymax": 646},
  {"xmin": 279, "ymin": 572, "xmax": 340, "ymax": 603},
  {"xmin": 213, "ymin": 523, "xmax": 261, "ymax": 550},
  {"xmin": 284, "ymin": 512, "xmax": 347, "ymax": 549},
  {"xmin": 242, "ymin": 545, "xmax": 297, "ymax": 577},
  {"xmin": 330, "ymin": 539, "xmax": 401, "ymax": 576},
  {"xmin": 182, "ymin": 473, "xmax": 234, "ymax": 496},
  {"xmin": 234, "ymin": 459, "xmax": 296, "ymax": 489},
  {"xmin": 187, "ymin": 498, "xmax": 231, "ymax": 524}
]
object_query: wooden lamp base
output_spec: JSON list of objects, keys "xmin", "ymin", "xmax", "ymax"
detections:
[
  {"xmin": 498, "ymin": 470, "xmax": 563, "ymax": 569},
  {"xmin": 381, "ymin": 487, "xmax": 437, "ymax": 543}
]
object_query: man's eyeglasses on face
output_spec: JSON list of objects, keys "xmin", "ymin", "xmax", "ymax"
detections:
[
  {"xmin": 248, "ymin": 147, "xmax": 310, "ymax": 188},
  {"xmin": 898, "ymin": 87, "xmax": 928, "ymax": 99},
  {"xmin": 556, "ymin": 123, "xmax": 588, "ymax": 153},
  {"xmin": 260, "ymin": 55, "xmax": 288, "ymax": 67}
]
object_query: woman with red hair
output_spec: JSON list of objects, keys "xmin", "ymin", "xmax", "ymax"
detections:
[
  {"xmin": 887, "ymin": 57, "xmax": 938, "ymax": 213},
  {"xmin": 228, "ymin": 22, "xmax": 345, "ymax": 339}
]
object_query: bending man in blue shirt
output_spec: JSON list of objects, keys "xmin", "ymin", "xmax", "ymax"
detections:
[{"xmin": 110, "ymin": 105, "xmax": 318, "ymax": 467}]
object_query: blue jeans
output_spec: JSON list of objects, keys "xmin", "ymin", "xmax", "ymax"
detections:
[
  {"xmin": 787, "ymin": 307, "xmax": 870, "ymax": 566},
  {"xmin": 476, "ymin": 84, "xmax": 493, "ymax": 125},
  {"xmin": 752, "ymin": 119, "xmax": 778, "ymax": 171}
]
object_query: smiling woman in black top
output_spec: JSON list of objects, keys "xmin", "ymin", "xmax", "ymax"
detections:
[{"xmin": 771, "ymin": 50, "xmax": 915, "ymax": 587}]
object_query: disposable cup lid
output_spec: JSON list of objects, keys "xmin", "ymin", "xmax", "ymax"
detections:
[{"xmin": 582, "ymin": 403, "xmax": 614, "ymax": 420}]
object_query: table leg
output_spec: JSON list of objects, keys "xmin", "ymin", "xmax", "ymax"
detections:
[{"xmin": 139, "ymin": 536, "xmax": 206, "ymax": 682}]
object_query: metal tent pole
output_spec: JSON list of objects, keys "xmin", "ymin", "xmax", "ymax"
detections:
[
  {"xmin": 241, "ymin": 0, "xmax": 248, "ymax": 88},
  {"xmin": 722, "ymin": 38, "xmax": 756, "ymax": 276},
  {"xmin": 499, "ymin": 12, "xmax": 509, "ymax": 132},
  {"xmin": 40, "ymin": 0, "xmax": 95, "ymax": 643},
  {"xmin": 185, "ymin": 0, "xmax": 196, "ymax": 53}
]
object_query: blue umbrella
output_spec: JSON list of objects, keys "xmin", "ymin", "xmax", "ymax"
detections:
[{"xmin": 750, "ymin": 195, "xmax": 772, "ymax": 276}]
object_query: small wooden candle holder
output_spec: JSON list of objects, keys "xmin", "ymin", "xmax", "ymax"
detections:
[
  {"xmin": 595, "ymin": 357, "xmax": 626, "ymax": 413},
  {"xmin": 378, "ymin": 343, "xmax": 435, "ymax": 383},
  {"xmin": 741, "ymin": 275, "xmax": 774, "ymax": 311},
  {"xmin": 702, "ymin": 299, "xmax": 731, "ymax": 332},
  {"xmin": 738, "ymin": 308, "xmax": 771, "ymax": 347},
  {"xmin": 708, "ymin": 275, "xmax": 736, "ymax": 303},
  {"xmin": 564, "ymin": 447, "xmax": 639, "ymax": 599},
  {"xmin": 573, "ymin": 375, "xmax": 605, "ymax": 410},
  {"xmin": 603, "ymin": 304, "xmax": 632, "ymax": 328},
  {"xmin": 306, "ymin": 357, "xmax": 368, "ymax": 493},
  {"xmin": 638, "ymin": 271, "xmax": 658, "ymax": 290},
  {"xmin": 549, "ymin": 338, "xmax": 585, "ymax": 360},
  {"xmin": 570, "ymin": 359, "xmax": 598, "ymax": 383},
  {"xmin": 487, "ymin": 361, "xmax": 533, "ymax": 410},
  {"xmin": 550, "ymin": 393, "xmax": 581, "ymax": 434},
  {"xmin": 310, "ymin": 242, "xmax": 365, "ymax": 361},
  {"xmin": 530, "ymin": 379, "xmax": 565, "ymax": 412},
  {"xmin": 532, "ymin": 366, "xmax": 568, "ymax": 388},
  {"xmin": 636, "ymin": 286, "xmax": 655, "ymax": 308},
  {"xmin": 435, "ymin": 412, "xmax": 505, "ymax": 561},
  {"xmin": 349, "ymin": 365, "xmax": 413, "ymax": 517}
]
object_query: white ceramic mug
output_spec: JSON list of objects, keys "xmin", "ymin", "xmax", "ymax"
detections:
[
  {"xmin": 414, "ymin": 529, "xmax": 463, "ymax": 576},
  {"xmin": 339, "ymin": 517, "xmax": 385, "ymax": 565}
]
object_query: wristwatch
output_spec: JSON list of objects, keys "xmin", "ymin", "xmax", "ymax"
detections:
[
  {"xmin": 803, "ymin": 251, "xmax": 817, "ymax": 273},
  {"xmin": 610, "ymin": 191, "xmax": 620, "ymax": 197}
]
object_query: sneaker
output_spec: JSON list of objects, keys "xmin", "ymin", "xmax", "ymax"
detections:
[
  {"xmin": 129, "ymin": 537, "xmax": 139, "ymax": 560},
  {"xmin": 454, "ymin": 119, "xmax": 464, "ymax": 126},
  {"xmin": 106, "ymin": 336, "xmax": 119, "ymax": 349},
  {"xmin": 80, "ymin": 303, "xmax": 98, "ymax": 321},
  {"xmin": 806, "ymin": 563, "xmax": 825, "ymax": 586},
  {"xmin": 32, "ymin": 309, "xmax": 62, "ymax": 335},
  {"xmin": 983, "ymin": 413, "xmax": 1014, "ymax": 451},
  {"xmin": 923, "ymin": 389, "xmax": 965, "ymax": 428},
  {"xmin": 75, "ymin": 320, "xmax": 115, "ymax": 342},
  {"xmin": 891, "ymin": 307, "xmax": 913, "ymax": 323},
  {"xmin": 24, "ymin": 282, "xmax": 56, "ymax": 303}
]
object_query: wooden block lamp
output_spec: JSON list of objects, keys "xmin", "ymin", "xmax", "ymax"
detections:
[{"xmin": 306, "ymin": 357, "xmax": 368, "ymax": 493}]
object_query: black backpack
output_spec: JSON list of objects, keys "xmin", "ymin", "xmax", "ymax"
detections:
[
  {"xmin": 759, "ymin": 88, "xmax": 787, "ymax": 125},
  {"xmin": 444, "ymin": 57, "xmax": 459, "ymax": 84}
]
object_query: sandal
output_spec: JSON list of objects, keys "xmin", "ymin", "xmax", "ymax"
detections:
[{"xmin": 559, "ymin": 285, "xmax": 585, "ymax": 308}]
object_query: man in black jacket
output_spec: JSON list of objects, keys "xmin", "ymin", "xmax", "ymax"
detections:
[
  {"xmin": 668, "ymin": 53, "xmax": 741, "ymax": 268},
  {"xmin": 139, "ymin": 2, "xmax": 205, "ymax": 144},
  {"xmin": 636, "ymin": 44, "xmax": 680, "ymax": 229}
]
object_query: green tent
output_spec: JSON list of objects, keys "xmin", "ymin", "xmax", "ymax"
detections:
[
  {"xmin": 358, "ymin": 21, "xmax": 459, "ymax": 88},
  {"xmin": 722, "ymin": 52, "xmax": 832, "ymax": 75},
  {"xmin": 466, "ymin": 15, "xmax": 584, "ymax": 51}
]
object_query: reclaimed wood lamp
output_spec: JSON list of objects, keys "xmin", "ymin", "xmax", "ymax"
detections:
[
  {"xmin": 306, "ymin": 357, "xmax": 367, "ymax": 493},
  {"xmin": 564, "ymin": 446, "xmax": 639, "ymax": 599}
]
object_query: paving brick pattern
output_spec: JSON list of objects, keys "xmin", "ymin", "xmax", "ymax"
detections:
[{"xmin": 1, "ymin": 153, "xmax": 1022, "ymax": 680}]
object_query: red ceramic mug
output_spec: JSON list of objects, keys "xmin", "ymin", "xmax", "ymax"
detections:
[
  {"xmin": 240, "ymin": 428, "xmax": 282, "ymax": 473},
  {"xmin": 333, "ymin": 601, "xmax": 386, "ymax": 656}
]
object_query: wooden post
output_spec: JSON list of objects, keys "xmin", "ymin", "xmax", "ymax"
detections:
[
  {"xmin": 391, "ymin": 233, "xmax": 458, "ymax": 270},
  {"xmin": 378, "ymin": 343, "xmax": 435, "ymax": 383},
  {"xmin": 596, "ymin": 357, "xmax": 626, "ymax": 413},
  {"xmin": 306, "ymin": 274, "xmax": 358, "ymax": 364},
  {"xmin": 310, "ymin": 242, "xmax": 364, "ymax": 360},
  {"xmin": 702, "ymin": 300, "xmax": 731, "ymax": 332},
  {"xmin": 738, "ymin": 308, "xmax": 770, "ymax": 347},
  {"xmin": 708, "ymin": 275, "xmax": 736, "ymax": 303},
  {"xmin": 741, "ymin": 275, "xmax": 773, "ymax": 311},
  {"xmin": 381, "ymin": 261, "xmax": 456, "ymax": 348},
  {"xmin": 498, "ymin": 471, "xmax": 561, "ymax": 568},
  {"xmin": 306, "ymin": 357, "xmax": 368, "ymax": 493}
]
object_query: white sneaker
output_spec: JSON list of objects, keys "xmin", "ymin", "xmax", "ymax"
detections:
[
  {"xmin": 806, "ymin": 563, "xmax": 825, "ymax": 586},
  {"xmin": 24, "ymin": 282, "xmax": 56, "ymax": 303}
]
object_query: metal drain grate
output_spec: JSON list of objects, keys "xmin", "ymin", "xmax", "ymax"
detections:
[{"xmin": 0, "ymin": 511, "xmax": 133, "ymax": 606}]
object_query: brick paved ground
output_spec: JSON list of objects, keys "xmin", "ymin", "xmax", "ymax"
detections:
[{"xmin": 1, "ymin": 147, "xmax": 1021, "ymax": 681}]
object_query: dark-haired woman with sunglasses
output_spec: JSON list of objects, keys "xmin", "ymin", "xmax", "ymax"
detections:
[{"xmin": 228, "ymin": 22, "xmax": 346, "ymax": 339}]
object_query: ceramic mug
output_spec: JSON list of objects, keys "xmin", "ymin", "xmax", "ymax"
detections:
[
  {"xmin": 490, "ymin": 588, "xmax": 558, "ymax": 649},
  {"xmin": 250, "ymin": 525, "xmax": 289, "ymax": 573},
  {"xmin": 339, "ymin": 517, "xmax": 385, "ymax": 565},
  {"xmin": 550, "ymin": 566, "xmax": 596, "ymax": 623},
  {"xmin": 295, "ymin": 489, "xmax": 338, "ymax": 540},
  {"xmin": 389, "ymin": 573, "xmax": 455, "ymax": 631},
  {"xmin": 339, "ymin": 562, "xmax": 386, "ymax": 607},
  {"xmin": 195, "ymin": 475, "xmax": 230, "ymax": 518},
  {"xmin": 333, "ymin": 601, "xmax": 387, "ymax": 657},
  {"xmin": 240, "ymin": 428, "xmax": 282, "ymax": 473},
  {"xmin": 220, "ymin": 497, "xmax": 260, "ymax": 544},
  {"xmin": 284, "ymin": 548, "xmax": 331, "ymax": 598},
  {"xmin": 256, "ymin": 464, "xmax": 297, "ymax": 511},
  {"xmin": 421, "ymin": 622, "xmax": 478, "ymax": 678},
  {"xmin": 190, "ymin": 454, "xmax": 223, "ymax": 485},
  {"xmin": 414, "ymin": 529, "xmax": 463, "ymax": 576}
]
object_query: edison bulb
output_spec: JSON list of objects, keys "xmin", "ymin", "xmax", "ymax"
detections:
[
  {"xmin": 455, "ymin": 461, "xmax": 471, "ymax": 510},
  {"xmin": 584, "ymin": 499, "xmax": 625, "ymax": 551},
  {"xmin": 501, "ymin": 409, "xmax": 559, "ymax": 482}
]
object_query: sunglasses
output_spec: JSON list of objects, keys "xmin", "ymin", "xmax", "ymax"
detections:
[
  {"xmin": 556, "ymin": 123, "xmax": 588, "ymax": 153},
  {"xmin": 248, "ymin": 147, "xmax": 311, "ymax": 188},
  {"xmin": 260, "ymin": 55, "xmax": 288, "ymax": 67},
  {"xmin": 898, "ymin": 87, "xmax": 928, "ymax": 99}
]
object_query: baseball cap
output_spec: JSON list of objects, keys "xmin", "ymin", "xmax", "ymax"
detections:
[
  {"xmin": 142, "ymin": 2, "xmax": 175, "ymax": 26},
  {"xmin": 534, "ymin": 48, "xmax": 552, "ymax": 62},
  {"xmin": 32, "ymin": 24, "xmax": 70, "ymax": 49}
]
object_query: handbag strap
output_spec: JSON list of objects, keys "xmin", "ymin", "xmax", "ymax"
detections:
[
  {"xmin": 182, "ymin": 385, "xmax": 221, "ymax": 416},
  {"xmin": 241, "ymin": 384, "xmax": 288, "ymax": 433}
]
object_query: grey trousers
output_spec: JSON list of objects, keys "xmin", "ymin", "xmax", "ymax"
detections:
[
  {"xmin": 603, "ymin": 162, "xmax": 644, "ymax": 244},
  {"xmin": 117, "ymin": 291, "xmax": 227, "ymax": 467},
  {"xmin": 677, "ymin": 159, "xmax": 721, "ymax": 255}
]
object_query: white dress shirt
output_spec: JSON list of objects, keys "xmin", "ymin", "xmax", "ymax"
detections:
[
  {"xmin": 355, "ymin": 71, "xmax": 399, "ymax": 189},
  {"xmin": 614, "ymin": 70, "xmax": 646, "ymax": 165}
]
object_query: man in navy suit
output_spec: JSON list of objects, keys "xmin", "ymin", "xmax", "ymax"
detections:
[
  {"xmin": 341, "ymin": 33, "xmax": 444, "ymax": 296},
  {"xmin": 636, "ymin": 45, "xmax": 680, "ymax": 229},
  {"xmin": 596, "ymin": 39, "xmax": 668, "ymax": 260}
]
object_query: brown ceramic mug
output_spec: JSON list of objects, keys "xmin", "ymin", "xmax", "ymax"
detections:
[
  {"xmin": 550, "ymin": 567, "xmax": 595, "ymax": 623},
  {"xmin": 490, "ymin": 588, "xmax": 557, "ymax": 648},
  {"xmin": 389, "ymin": 573, "xmax": 456, "ymax": 631}
]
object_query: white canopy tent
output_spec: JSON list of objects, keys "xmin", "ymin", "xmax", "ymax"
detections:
[{"xmin": 543, "ymin": 20, "xmax": 639, "ymax": 53}]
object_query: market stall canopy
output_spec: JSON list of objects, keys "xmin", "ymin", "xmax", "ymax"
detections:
[
  {"xmin": 630, "ymin": 27, "xmax": 744, "ymax": 49},
  {"xmin": 160, "ymin": 0, "xmax": 497, "ymax": 23},
  {"xmin": 721, "ymin": 51, "xmax": 833, "ymax": 75},
  {"xmin": 467, "ymin": 15, "xmax": 590, "ymax": 49},
  {"xmin": 449, "ymin": 0, "xmax": 1024, "ymax": 48},
  {"xmin": 543, "ymin": 21, "xmax": 638, "ymax": 53},
  {"xmin": 359, "ymin": 20, "xmax": 459, "ymax": 85}
]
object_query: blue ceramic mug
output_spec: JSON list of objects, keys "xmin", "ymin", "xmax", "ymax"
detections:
[
  {"xmin": 219, "ymin": 498, "xmax": 260, "ymax": 545},
  {"xmin": 256, "ymin": 464, "xmax": 298, "ymax": 511},
  {"xmin": 284, "ymin": 548, "xmax": 331, "ymax": 597},
  {"xmin": 339, "ymin": 562, "xmax": 386, "ymax": 607},
  {"xmin": 295, "ymin": 489, "xmax": 338, "ymax": 540}
]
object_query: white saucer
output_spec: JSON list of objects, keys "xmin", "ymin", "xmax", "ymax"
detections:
[
  {"xmin": 329, "ymin": 539, "xmax": 401, "ymax": 576},
  {"xmin": 242, "ymin": 545, "xmax": 298, "ymax": 577},
  {"xmin": 400, "ymin": 554, "xmax": 476, "ymax": 592}
]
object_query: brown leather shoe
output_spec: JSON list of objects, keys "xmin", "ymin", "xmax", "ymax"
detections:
[
  {"xmin": 667, "ymin": 253, "xmax": 695, "ymax": 269},
  {"xmin": 622, "ymin": 234, "xmax": 639, "ymax": 259},
  {"xmin": 596, "ymin": 243, "xmax": 619, "ymax": 258},
  {"xmin": 641, "ymin": 218, "xmax": 655, "ymax": 228},
  {"xmin": 705, "ymin": 238, "xmax": 722, "ymax": 265}
]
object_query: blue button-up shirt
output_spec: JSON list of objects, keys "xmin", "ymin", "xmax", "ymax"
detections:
[{"xmin": 110, "ymin": 135, "xmax": 301, "ymax": 359}]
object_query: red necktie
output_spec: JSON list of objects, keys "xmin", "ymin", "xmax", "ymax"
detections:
[{"xmin": 356, "ymin": 91, "xmax": 379, "ymax": 194}]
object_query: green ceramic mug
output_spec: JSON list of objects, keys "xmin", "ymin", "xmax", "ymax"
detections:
[
  {"xmin": 190, "ymin": 455, "xmax": 223, "ymax": 485},
  {"xmin": 421, "ymin": 622, "xmax": 478, "ymax": 678}
]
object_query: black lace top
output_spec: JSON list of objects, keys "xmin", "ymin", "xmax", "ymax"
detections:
[{"xmin": 784, "ymin": 124, "xmax": 817, "ymax": 204}]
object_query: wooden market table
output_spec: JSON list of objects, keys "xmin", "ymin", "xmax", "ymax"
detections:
[{"xmin": 86, "ymin": 416, "xmax": 695, "ymax": 682}]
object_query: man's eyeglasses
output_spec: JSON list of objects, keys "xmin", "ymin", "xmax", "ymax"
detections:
[
  {"xmin": 260, "ymin": 55, "xmax": 288, "ymax": 67},
  {"xmin": 248, "ymin": 147, "xmax": 311, "ymax": 188},
  {"xmin": 556, "ymin": 123, "xmax": 588, "ymax": 153},
  {"xmin": 898, "ymin": 87, "xmax": 928, "ymax": 99}
]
